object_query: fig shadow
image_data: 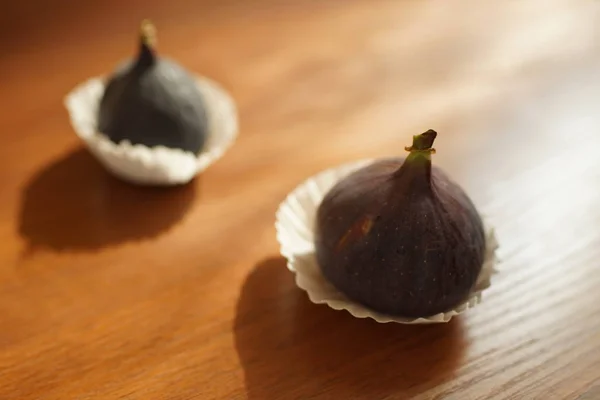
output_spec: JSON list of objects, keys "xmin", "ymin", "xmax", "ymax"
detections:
[
  {"xmin": 18, "ymin": 147, "xmax": 198, "ymax": 253},
  {"xmin": 234, "ymin": 257, "xmax": 467, "ymax": 400}
]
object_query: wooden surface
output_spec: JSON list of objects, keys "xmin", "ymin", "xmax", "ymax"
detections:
[{"xmin": 1, "ymin": 1, "xmax": 599, "ymax": 399}]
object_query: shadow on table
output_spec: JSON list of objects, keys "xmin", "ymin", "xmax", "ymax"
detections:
[
  {"xmin": 234, "ymin": 257, "xmax": 466, "ymax": 400},
  {"xmin": 18, "ymin": 147, "xmax": 197, "ymax": 253}
]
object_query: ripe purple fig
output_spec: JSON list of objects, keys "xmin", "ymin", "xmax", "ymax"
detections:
[
  {"xmin": 314, "ymin": 130, "xmax": 486, "ymax": 318},
  {"xmin": 98, "ymin": 20, "xmax": 209, "ymax": 154}
]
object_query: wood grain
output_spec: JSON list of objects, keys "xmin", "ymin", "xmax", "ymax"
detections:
[{"xmin": 1, "ymin": 0, "xmax": 600, "ymax": 399}]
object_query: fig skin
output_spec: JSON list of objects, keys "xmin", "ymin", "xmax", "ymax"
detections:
[
  {"xmin": 98, "ymin": 20, "xmax": 209, "ymax": 155},
  {"xmin": 314, "ymin": 130, "xmax": 486, "ymax": 318}
]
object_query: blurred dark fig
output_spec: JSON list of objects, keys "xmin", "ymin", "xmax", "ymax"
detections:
[
  {"xmin": 98, "ymin": 20, "xmax": 208, "ymax": 154},
  {"xmin": 314, "ymin": 130, "xmax": 486, "ymax": 318}
]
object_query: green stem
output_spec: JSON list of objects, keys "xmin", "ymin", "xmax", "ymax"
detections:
[
  {"xmin": 140, "ymin": 19, "xmax": 157, "ymax": 49},
  {"xmin": 404, "ymin": 129, "xmax": 437, "ymax": 154},
  {"xmin": 136, "ymin": 19, "xmax": 157, "ymax": 68},
  {"xmin": 393, "ymin": 129, "xmax": 438, "ymax": 186}
]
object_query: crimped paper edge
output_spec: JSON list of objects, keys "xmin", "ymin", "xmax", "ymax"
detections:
[
  {"xmin": 64, "ymin": 74, "xmax": 238, "ymax": 186},
  {"xmin": 275, "ymin": 159, "xmax": 499, "ymax": 324}
]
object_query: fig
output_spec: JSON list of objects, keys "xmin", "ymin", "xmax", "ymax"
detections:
[
  {"xmin": 314, "ymin": 130, "xmax": 486, "ymax": 318},
  {"xmin": 98, "ymin": 20, "xmax": 209, "ymax": 154}
]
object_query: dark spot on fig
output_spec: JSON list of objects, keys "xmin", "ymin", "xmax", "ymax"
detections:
[
  {"xmin": 98, "ymin": 20, "xmax": 209, "ymax": 155},
  {"xmin": 315, "ymin": 130, "xmax": 486, "ymax": 318}
]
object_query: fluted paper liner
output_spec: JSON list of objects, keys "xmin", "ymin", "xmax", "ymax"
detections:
[
  {"xmin": 275, "ymin": 159, "xmax": 499, "ymax": 324},
  {"xmin": 64, "ymin": 75, "xmax": 238, "ymax": 186}
]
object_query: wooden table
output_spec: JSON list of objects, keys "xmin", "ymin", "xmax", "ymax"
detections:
[{"xmin": 1, "ymin": 1, "xmax": 599, "ymax": 399}]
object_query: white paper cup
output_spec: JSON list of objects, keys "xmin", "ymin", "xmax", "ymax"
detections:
[
  {"xmin": 64, "ymin": 75, "xmax": 238, "ymax": 186},
  {"xmin": 275, "ymin": 159, "xmax": 499, "ymax": 324}
]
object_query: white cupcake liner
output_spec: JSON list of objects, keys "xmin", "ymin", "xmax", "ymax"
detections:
[
  {"xmin": 275, "ymin": 159, "xmax": 499, "ymax": 324},
  {"xmin": 64, "ymin": 75, "xmax": 238, "ymax": 186}
]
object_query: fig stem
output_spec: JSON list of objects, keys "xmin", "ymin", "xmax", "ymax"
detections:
[
  {"xmin": 394, "ymin": 129, "xmax": 437, "ymax": 184},
  {"xmin": 404, "ymin": 129, "xmax": 437, "ymax": 154},
  {"xmin": 136, "ymin": 19, "xmax": 158, "ymax": 68},
  {"xmin": 140, "ymin": 19, "xmax": 157, "ymax": 49}
]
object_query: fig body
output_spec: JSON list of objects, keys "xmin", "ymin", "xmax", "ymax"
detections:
[
  {"xmin": 314, "ymin": 131, "xmax": 486, "ymax": 318},
  {"xmin": 98, "ymin": 20, "xmax": 209, "ymax": 154}
]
